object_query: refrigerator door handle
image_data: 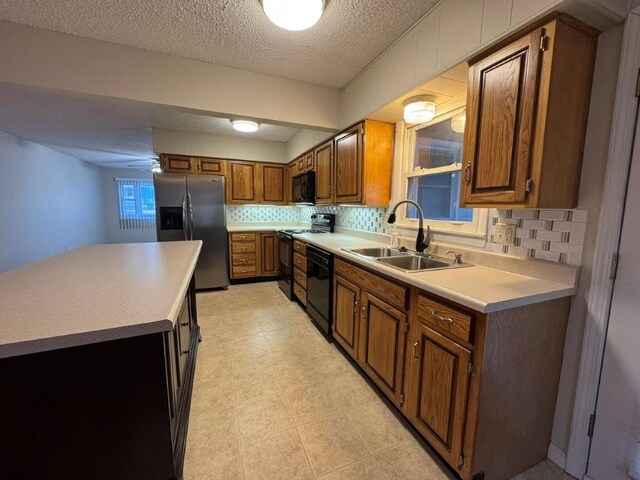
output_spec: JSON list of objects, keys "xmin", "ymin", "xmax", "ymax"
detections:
[
  {"xmin": 187, "ymin": 192, "xmax": 194, "ymax": 240},
  {"xmin": 181, "ymin": 193, "xmax": 188, "ymax": 240}
]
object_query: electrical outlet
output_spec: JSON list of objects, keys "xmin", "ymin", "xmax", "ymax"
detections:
[{"xmin": 494, "ymin": 223, "xmax": 516, "ymax": 245}]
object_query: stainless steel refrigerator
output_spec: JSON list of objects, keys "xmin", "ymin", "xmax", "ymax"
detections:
[{"xmin": 154, "ymin": 173, "xmax": 229, "ymax": 290}]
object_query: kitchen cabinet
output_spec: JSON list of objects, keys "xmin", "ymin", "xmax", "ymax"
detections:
[
  {"xmin": 228, "ymin": 231, "xmax": 279, "ymax": 279},
  {"xmin": 260, "ymin": 163, "xmax": 285, "ymax": 204},
  {"xmin": 407, "ymin": 317, "xmax": 471, "ymax": 470},
  {"xmin": 227, "ymin": 161, "xmax": 257, "ymax": 204},
  {"xmin": 0, "ymin": 276, "xmax": 199, "ymax": 480},
  {"xmin": 304, "ymin": 151, "xmax": 314, "ymax": 171},
  {"xmin": 460, "ymin": 16, "xmax": 597, "ymax": 208},
  {"xmin": 332, "ymin": 274, "xmax": 361, "ymax": 359},
  {"xmin": 260, "ymin": 233, "xmax": 278, "ymax": 276},
  {"xmin": 292, "ymin": 241, "xmax": 308, "ymax": 305},
  {"xmin": 161, "ymin": 154, "xmax": 198, "ymax": 174},
  {"xmin": 196, "ymin": 157, "xmax": 225, "ymax": 175},
  {"xmin": 359, "ymin": 292, "xmax": 408, "ymax": 406},
  {"xmin": 333, "ymin": 258, "xmax": 409, "ymax": 407},
  {"xmin": 227, "ymin": 161, "xmax": 286, "ymax": 205},
  {"xmin": 314, "ymin": 140, "xmax": 334, "ymax": 204},
  {"xmin": 286, "ymin": 162, "xmax": 298, "ymax": 203},
  {"xmin": 331, "ymin": 256, "xmax": 571, "ymax": 479},
  {"xmin": 334, "ymin": 119, "xmax": 394, "ymax": 206}
]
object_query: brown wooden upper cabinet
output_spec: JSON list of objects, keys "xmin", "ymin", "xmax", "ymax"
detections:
[
  {"xmin": 227, "ymin": 161, "xmax": 257, "ymax": 204},
  {"xmin": 197, "ymin": 158, "xmax": 225, "ymax": 176},
  {"xmin": 227, "ymin": 161, "xmax": 285, "ymax": 205},
  {"xmin": 314, "ymin": 140, "xmax": 334, "ymax": 205},
  {"xmin": 260, "ymin": 163, "xmax": 285, "ymax": 204},
  {"xmin": 161, "ymin": 154, "xmax": 198, "ymax": 174},
  {"xmin": 460, "ymin": 16, "xmax": 597, "ymax": 209},
  {"xmin": 334, "ymin": 119, "xmax": 394, "ymax": 206}
]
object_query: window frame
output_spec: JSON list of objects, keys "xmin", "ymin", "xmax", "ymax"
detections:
[
  {"xmin": 394, "ymin": 107, "xmax": 488, "ymax": 238},
  {"xmin": 116, "ymin": 178, "xmax": 156, "ymax": 221}
]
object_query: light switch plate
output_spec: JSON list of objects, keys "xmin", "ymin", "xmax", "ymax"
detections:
[{"xmin": 494, "ymin": 223, "xmax": 516, "ymax": 245}]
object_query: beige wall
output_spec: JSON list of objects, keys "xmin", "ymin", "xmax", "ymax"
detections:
[
  {"xmin": 285, "ymin": 129, "xmax": 333, "ymax": 162},
  {"xmin": 152, "ymin": 128, "xmax": 287, "ymax": 164},
  {"xmin": 0, "ymin": 21, "xmax": 341, "ymax": 131},
  {"xmin": 550, "ymin": 23, "xmax": 624, "ymax": 453}
]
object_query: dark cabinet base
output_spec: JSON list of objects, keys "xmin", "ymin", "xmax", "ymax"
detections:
[{"xmin": 0, "ymin": 291, "xmax": 199, "ymax": 480}]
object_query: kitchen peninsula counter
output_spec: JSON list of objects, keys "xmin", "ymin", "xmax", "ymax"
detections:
[{"xmin": 0, "ymin": 241, "xmax": 201, "ymax": 359}]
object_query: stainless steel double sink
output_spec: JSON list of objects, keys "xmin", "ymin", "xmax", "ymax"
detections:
[{"xmin": 343, "ymin": 247, "xmax": 471, "ymax": 273}]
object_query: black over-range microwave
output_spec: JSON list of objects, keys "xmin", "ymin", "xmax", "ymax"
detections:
[{"xmin": 292, "ymin": 171, "xmax": 316, "ymax": 204}]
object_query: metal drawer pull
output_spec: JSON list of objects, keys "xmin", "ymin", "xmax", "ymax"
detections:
[
  {"xmin": 413, "ymin": 341, "xmax": 420, "ymax": 360},
  {"xmin": 464, "ymin": 162, "xmax": 471, "ymax": 185},
  {"xmin": 180, "ymin": 321, "xmax": 189, "ymax": 327},
  {"xmin": 430, "ymin": 309, "xmax": 454, "ymax": 324}
]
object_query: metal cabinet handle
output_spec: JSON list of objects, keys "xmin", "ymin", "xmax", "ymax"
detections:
[
  {"xmin": 430, "ymin": 309, "xmax": 454, "ymax": 324},
  {"xmin": 413, "ymin": 341, "xmax": 420, "ymax": 360},
  {"xmin": 180, "ymin": 321, "xmax": 189, "ymax": 327},
  {"xmin": 181, "ymin": 349, "xmax": 190, "ymax": 355},
  {"xmin": 464, "ymin": 162, "xmax": 471, "ymax": 185}
]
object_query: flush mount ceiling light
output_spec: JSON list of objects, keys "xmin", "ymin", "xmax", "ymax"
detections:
[
  {"xmin": 262, "ymin": 0, "xmax": 325, "ymax": 31},
  {"xmin": 231, "ymin": 120, "xmax": 259, "ymax": 133},
  {"xmin": 403, "ymin": 95, "xmax": 437, "ymax": 124},
  {"xmin": 451, "ymin": 111, "xmax": 466, "ymax": 133}
]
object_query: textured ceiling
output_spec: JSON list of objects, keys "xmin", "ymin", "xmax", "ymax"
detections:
[
  {"xmin": 0, "ymin": 84, "xmax": 301, "ymax": 168},
  {"xmin": 0, "ymin": 0, "xmax": 439, "ymax": 88}
]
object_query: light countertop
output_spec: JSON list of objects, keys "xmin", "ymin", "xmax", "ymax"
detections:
[
  {"xmin": 0, "ymin": 241, "xmax": 201, "ymax": 359},
  {"xmin": 293, "ymin": 233, "xmax": 577, "ymax": 314}
]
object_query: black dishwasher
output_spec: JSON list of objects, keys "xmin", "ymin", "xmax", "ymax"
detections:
[{"xmin": 306, "ymin": 244, "xmax": 333, "ymax": 337}]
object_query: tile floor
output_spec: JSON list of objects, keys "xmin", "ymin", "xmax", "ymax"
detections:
[{"xmin": 185, "ymin": 281, "xmax": 575, "ymax": 480}]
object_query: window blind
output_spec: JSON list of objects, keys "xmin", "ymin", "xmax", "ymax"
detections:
[{"xmin": 115, "ymin": 178, "xmax": 156, "ymax": 230}]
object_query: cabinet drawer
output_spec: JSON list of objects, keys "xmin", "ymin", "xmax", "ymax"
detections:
[
  {"xmin": 232, "ymin": 254, "xmax": 256, "ymax": 266},
  {"xmin": 334, "ymin": 258, "xmax": 409, "ymax": 310},
  {"xmin": 293, "ymin": 240, "xmax": 306, "ymax": 255},
  {"xmin": 232, "ymin": 265, "xmax": 257, "ymax": 277},
  {"xmin": 293, "ymin": 268, "xmax": 307, "ymax": 289},
  {"xmin": 416, "ymin": 294, "xmax": 473, "ymax": 344},
  {"xmin": 231, "ymin": 242, "xmax": 256, "ymax": 254},
  {"xmin": 293, "ymin": 281, "xmax": 307, "ymax": 306},
  {"xmin": 293, "ymin": 253, "xmax": 307, "ymax": 271},
  {"xmin": 231, "ymin": 233, "xmax": 256, "ymax": 242}
]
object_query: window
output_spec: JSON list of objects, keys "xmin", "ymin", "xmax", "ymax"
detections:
[
  {"xmin": 116, "ymin": 178, "xmax": 156, "ymax": 229},
  {"xmin": 396, "ymin": 107, "xmax": 487, "ymax": 237}
]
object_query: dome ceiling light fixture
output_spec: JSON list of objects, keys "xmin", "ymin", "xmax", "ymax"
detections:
[
  {"xmin": 451, "ymin": 111, "xmax": 466, "ymax": 133},
  {"xmin": 262, "ymin": 0, "xmax": 325, "ymax": 31},
  {"xmin": 231, "ymin": 120, "xmax": 260, "ymax": 133},
  {"xmin": 403, "ymin": 95, "xmax": 437, "ymax": 125}
]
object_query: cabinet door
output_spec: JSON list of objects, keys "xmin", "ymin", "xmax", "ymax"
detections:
[
  {"xmin": 304, "ymin": 152, "xmax": 315, "ymax": 171},
  {"xmin": 260, "ymin": 233, "xmax": 278, "ymax": 276},
  {"xmin": 296, "ymin": 156, "xmax": 306, "ymax": 174},
  {"xmin": 359, "ymin": 292, "xmax": 407, "ymax": 406},
  {"xmin": 407, "ymin": 323, "xmax": 471, "ymax": 469},
  {"xmin": 314, "ymin": 140, "xmax": 334, "ymax": 204},
  {"xmin": 162, "ymin": 155, "xmax": 197, "ymax": 174},
  {"xmin": 333, "ymin": 275, "xmax": 361, "ymax": 360},
  {"xmin": 197, "ymin": 158, "xmax": 225, "ymax": 176},
  {"xmin": 261, "ymin": 164, "xmax": 285, "ymax": 204},
  {"xmin": 228, "ymin": 161, "xmax": 256, "ymax": 203},
  {"xmin": 334, "ymin": 123, "xmax": 363, "ymax": 204},
  {"xmin": 460, "ymin": 28, "xmax": 543, "ymax": 206},
  {"xmin": 287, "ymin": 163, "xmax": 297, "ymax": 203}
]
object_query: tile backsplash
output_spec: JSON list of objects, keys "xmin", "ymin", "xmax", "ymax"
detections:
[
  {"xmin": 226, "ymin": 206, "xmax": 299, "ymax": 223},
  {"xmin": 227, "ymin": 205, "xmax": 588, "ymax": 266},
  {"xmin": 486, "ymin": 209, "xmax": 587, "ymax": 265},
  {"xmin": 299, "ymin": 206, "xmax": 387, "ymax": 233}
]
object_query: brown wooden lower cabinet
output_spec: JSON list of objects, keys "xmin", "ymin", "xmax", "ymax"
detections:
[
  {"xmin": 332, "ymin": 257, "xmax": 571, "ymax": 480},
  {"xmin": 228, "ymin": 231, "xmax": 278, "ymax": 280},
  {"xmin": 407, "ymin": 321, "xmax": 471, "ymax": 470}
]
